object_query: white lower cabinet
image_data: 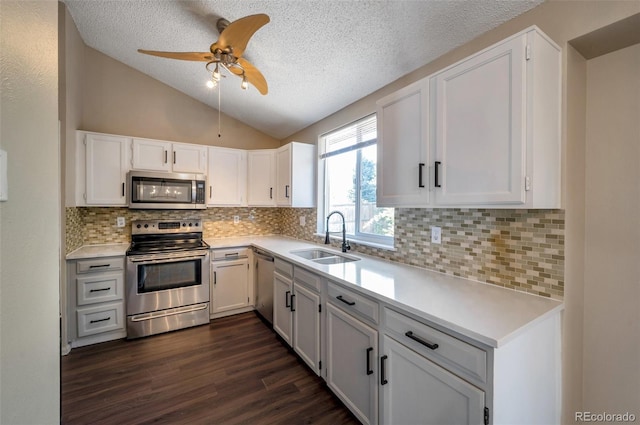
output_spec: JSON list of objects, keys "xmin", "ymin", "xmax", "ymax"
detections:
[
  {"xmin": 273, "ymin": 262, "xmax": 323, "ymax": 375},
  {"xmin": 326, "ymin": 302, "xmax": 378, "ymax": 425},
  {"xmin": 380, "ymin": 335, "xmax": 485, "ymax": 425},
  {"xmin": 211, "ymin": 257, "xmax": 250, "ymax": 317}
]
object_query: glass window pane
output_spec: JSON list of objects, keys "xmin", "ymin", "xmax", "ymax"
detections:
[
  {"xmin": 359, "ymin": 145, "xmax": 394, "ymax": 237},
  {"xmin": 326, "ymin": 151, "xmax": 356, "ymax": 235}
]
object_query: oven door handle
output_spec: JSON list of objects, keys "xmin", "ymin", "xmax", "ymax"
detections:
[
  {"xmin": 128, "ymin": 254, "xmax": 208, "ymax": 264},
  {"xmin": 129, "ymin": 303, "xmax": 209, "ymax": 322}
]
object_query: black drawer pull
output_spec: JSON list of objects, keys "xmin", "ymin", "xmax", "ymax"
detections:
[
  {"xmin": 418, "ymin": 163, "xmax": 425, "ymax": 188},
  {"xmin": 89, "ymin": 287, "xmax": 111, "ymax": 293},
  {"xmin": 290, "ymin": 294, "xmax": 296, "ymax": 312},
  {"xmin": 336, "ymin": 295, "xmax": 355, "ymax": 306},
  {"xmin": 285, "ymin": 290, "xmax": 291, "ymax": 308},
  {"xmin": 405, "ymin": 331, "xmax": 439, "ymax": 350},
  {"xmin": 380, "ymin": 355, "xmax": 388, "ymax": 385},
  {"xmin": 90, "ymin": 317, "xmax": 111, "ymax": 324},
  {"xmin": 366, "ymin": 347, "xmax": 374, "ymax": 375},
  {"xmin": 270, "ymin": 187, "xmax": 273, "ymax": 199},
  {"xmin": 89, "ymin": 264, "xmax": 110, "ymax": 269}
]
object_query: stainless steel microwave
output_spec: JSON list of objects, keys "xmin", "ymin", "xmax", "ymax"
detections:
[{"xmin": 127, "ymin": 171, "xmax": 206, "ymax": 209}]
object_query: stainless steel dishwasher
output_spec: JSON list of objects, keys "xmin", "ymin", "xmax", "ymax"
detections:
[{"xmin": 254, "ymin": 249, "xmax": 275, "ymax": 325}]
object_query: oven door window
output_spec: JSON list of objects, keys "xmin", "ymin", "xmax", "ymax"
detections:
[
  {"xmin": 137, "ymin": 258, "xmax": 202, "ymax": 293},
  {"xmin": 132, "ymin": 177, "xmax": 193, "ymax": 204}
]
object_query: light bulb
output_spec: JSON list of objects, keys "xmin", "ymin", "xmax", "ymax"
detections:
[
  {"xmin": 241, "ymin": 76, "xmax": 248, "ymax": 90},
  {"xmin": 206, "ymin": 79, "xmax": 215, "ymax": 89},
  {"xmin": 212, "ymin": 63, "xmax": 221, "ymax": 81}
]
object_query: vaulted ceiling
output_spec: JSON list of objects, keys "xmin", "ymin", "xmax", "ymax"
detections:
[{"xmin": 63, "ymin": 0, "xmax": 543, "ymax": 139}]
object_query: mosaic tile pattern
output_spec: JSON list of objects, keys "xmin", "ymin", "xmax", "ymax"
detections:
[
  {"xmin": 76, "ymin": 207, "xmax": 281, "ymax": 245},
  {"xmin": 65, "ymin": 207, "xmax": 84, "ymax": 254},
  {"xmin": 280, "ymin": 208, "xmax": 565, "ymax": 301},
  {"xmin": 67, "ymin": 206, "xmax": 564, "ymax": 300}
]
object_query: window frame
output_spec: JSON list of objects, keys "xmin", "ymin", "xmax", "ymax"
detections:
[{"xmin": 317, "ymin": 114, "xmax": 394, "ymax": 248}]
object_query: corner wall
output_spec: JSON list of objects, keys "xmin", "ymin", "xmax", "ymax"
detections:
[{"xmin": 0, "ymin": 1, "xmax": 61, "ymax": 423}]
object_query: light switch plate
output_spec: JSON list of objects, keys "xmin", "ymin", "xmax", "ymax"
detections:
[
  {"xmin": 299, "ymin": 216, "xmax": 306, "ymax": 226},
  {"xmin": 431, "ymin": 226, "xmax": 442, "ymax": 244},
  {"xmin": 116, "ymin": 217, "xmax": 125, "ymax": 227},
  {"xmin": 233, "ymin": 215, "xmax": 240, "ymax": 224}
]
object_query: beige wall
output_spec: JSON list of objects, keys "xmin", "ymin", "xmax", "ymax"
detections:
[
  {"xmin": 0, "ymin": 1, "xmax": 61, "ymax": 423},
  {"xmin": 80, "ymin": 47, "xmax": 280, "ymax": 150},
  {"xmin": 583, "ymin": 43, "xmax": 640, "ymax": 415}
]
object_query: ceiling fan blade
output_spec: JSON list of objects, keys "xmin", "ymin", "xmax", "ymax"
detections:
[
  {"xmin": 213, "ymin": 14, "xmax": 269, "ymax": 58},
  {"xmin": 138, "ymin": 49, "xmax": 213, "ymax": 62},
  {"xmin": 238, "ymin": 58, "xmax": 268, "ymax": 95}
]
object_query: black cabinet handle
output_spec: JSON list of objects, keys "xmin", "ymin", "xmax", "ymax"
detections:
[
  {"xmin": 173, "ymin": 151, "xmax": 176, "ymax": 164},
  {"xmin": 213, "ymin": 271, "xmax": 217, "ymax": 285},
  {"xmin": 270, "ymin": 187, "xmax": 273, "ymax": 199},
  {"xmin": 285, "ymin": 185, "xmax": 290, "ymax": 198},
  {"xmin": 90, "ymin": 317, "xmax": 111, "ymax": 324},
  {"xmin": 336, "ymin": 295, "xmax": 355, "ymax": 306},
  {"xmin": 380, "ymin": 355, "xmax": 388, "ymax": 385},
  {"xmin": 290, "ymin": 294, "xmax": 296, "ymax": 312},
  {"xmin": 210, "ymin": 186, "xmax": 212, "ymax": 198},
  {"xmin": 89, "ymin": 287, "xmax": 111, "ymax": 293},
  {"xmin": 164, "ymin": 150, "xmax": 168, "ymax": 164},
  {"xmin": 366, "ymin": 347, "xmax": 374, "ymax": 375},
  {"xmin": 285, "ymin": 290, "xmax": 291, "ymax": 308},
  {"xmin": 418, "ymin": 163, "xmax": 425, "ymax": 188},
  {"xmin": 405, "ymin": 331, "xmax": 439, "ymax": 350},
  {"xmin": 89, "ymin": 264, "xmax": 110, "ymax": 269},
  {"xmin": 434, "ymin": 161, "xmax": 441, "ymax": 188},
  {"xmin": 122, "ymin": 182, "xmax": 125, "ymax": 197}
]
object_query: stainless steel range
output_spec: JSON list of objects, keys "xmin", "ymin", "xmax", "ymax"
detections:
[{"xmin": 126, "ymin": 219, "xmax": 210, "ymax": 339}]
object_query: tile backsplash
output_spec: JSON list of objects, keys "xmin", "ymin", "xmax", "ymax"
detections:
[{"xmin": 66, "ymin": 206, "xmax": 564, "ymax": 300}]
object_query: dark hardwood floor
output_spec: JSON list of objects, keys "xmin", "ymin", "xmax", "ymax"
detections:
[{"xmin": 62, "ymin": 312, "xmax": 359, "ymax": 425}]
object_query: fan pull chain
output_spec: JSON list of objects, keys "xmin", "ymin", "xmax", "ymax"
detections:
[{"xmin": 218, "ymin": 80, "xmax": 222, "ymax": 138}]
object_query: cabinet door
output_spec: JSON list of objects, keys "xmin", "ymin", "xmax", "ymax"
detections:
[
  {"xmin": 326, "ymin": 303, "xmax": 378, "ymax": 425},
  {"xmin": 85, "ymin": 133, "xmax": 129, "ymax": 205},
  {"xmin": 275, "ymin": 145, "xmax": 292, "ymax": 206},
  {"xmin": 172, "ymin": 143, "xmax": 207, "ymax": 174},
  {"xmin": 380, "ymin": 336, "xmax": 485, "ymax": 425},
  {"xmin": 131, "ymin": 138, "xmax": 172, "ymax": 172},
  {"xmin": 273, "ymin": 272, "xmax": 293, "ymax": 345},
  {"xmin": 293, "ymin": 283, "xmax": 321, "ymax": 375},
  {"xmin": 247, "ymin": 150, "xmax": 276, "ymax": 206},
  {"xmin": 211, "ymin": 259, "xmax": 249, "ymax": 314},
  {"xmin": 207, "ymin": 147, "xmax": 247, "ymax": 206},
  {"xmin": 432, "ymin": 35, "xmax": 526, "ymax": 205},
  {"xmin": 376, "ymin": 78, "xmax": 430, "ymax": 207}
]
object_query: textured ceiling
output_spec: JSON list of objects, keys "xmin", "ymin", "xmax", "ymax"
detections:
[{"xmin": 63, "ymin": 0, "xmax": 543, "ymax": 140}]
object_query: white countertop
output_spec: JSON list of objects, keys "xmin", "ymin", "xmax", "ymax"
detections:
[
  {"xmin": 66, "ymin": 243, "xmax": 129, "ymax": 259},
  {"xmin": 68, "ymin": 236, "xmax": 563, "ymax": 348},
  {"xmin": 207, "ymin": 236, "xmax": 563, "ymax": 348}
]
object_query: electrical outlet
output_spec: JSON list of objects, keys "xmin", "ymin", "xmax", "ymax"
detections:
[
  {"xmin": 233, "ymin": 215, "xmax": 240, "ymax": 224},
  {"xmin": 300, "ymin": 216, "xmax": 306, "ymax": 226},
  {"xmin": 431, "ymin": 226, "xmax": 442, "ymax": 244},
  {"xmin": 116, "ymin": 217, "xmax": 125, "ymax": 228}
]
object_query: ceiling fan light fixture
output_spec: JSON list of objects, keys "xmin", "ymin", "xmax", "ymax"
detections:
[
  {"xmin": 241, "ymin": 75, "xmax": 248, "ymax": 90},
  {"xmin": 212, "ymin": 63, "xmax": 221, "ymax": 81}
]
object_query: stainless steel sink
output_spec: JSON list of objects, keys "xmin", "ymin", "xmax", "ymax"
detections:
[{"xmin": 290, "ymin": 248, "xmax": 360, "ymax": 265}]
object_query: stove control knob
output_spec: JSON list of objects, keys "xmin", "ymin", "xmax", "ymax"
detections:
[
  {"xmin": 188, "ymin": 222, "xmax": 193, "ymax": 227},
  {"xmin": 144, "ymin": 224, "xmax": 149, "ymax": 229},
  {"xmin": 182, "ymin": 223, "xmax": 186, "ymax": 227},
  {"xmin": 195, "ymin": 222, "xmax": 199, "ymax": 227},
  {"xmin": 136, "ymin": 224, "xmax": 141, "ymax": 229}
]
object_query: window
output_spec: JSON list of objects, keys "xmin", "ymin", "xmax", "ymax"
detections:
[{"xmin": 319, "ymin": 114, "xmax": 394, "ymax": 246}]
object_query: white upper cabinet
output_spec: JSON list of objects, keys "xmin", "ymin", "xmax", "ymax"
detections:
[
  {"xmin": 84, "ymin": 133, "xmax": 130, "ymax": 206},
  {"xmin": 207, "ymin": 146, "xmax": 247, "ymax": 206},
  {"xmin": 376, "ymin": 79, "xmax": 430, "ymax": 207},
  {"xmin": 131, "ymin": 138, "xmax": 207, "ymax": 174},
  {"xmin": 247, "ymin": 149, "xmax": 276, "ymax": 206},
  {"xmin": 430, "ymin": 27, "xmax": 561, "ymax": 208},
  {"xmin": 376, "ymin": 26, "xmax": 561, "ymax": 209},
  {"xmin": 276, "ymin": 142, "xmax": 316, "ymax": 208}
]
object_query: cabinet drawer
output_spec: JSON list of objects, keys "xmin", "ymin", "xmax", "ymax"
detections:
[
  {"xmin": 274, "ymin": 258, "xmax": 293, "ymax": 278},
  {"xmin": 328, "ymin": 281, "xmax": 379, "ymax": 324},
  {"xmin": 76, "ymin": 302, "xmax": 124, "ymax": 338},
  {"xmin": 76, "ymin": 257, "xmax": 124, "ymax": 274},
  {"xmin": 76, "ymin": 272, "xmax": 124, "ymax": 306},
  {"xmin": 293, "ymin": 266, "xmax": 322, "ymax": 292},
  {"xmin": 212, "ymin": 247, "xmax": 249, "ymax": 260},
  {"xmin": 384, "ymin": 307, "xmax": 487, "ymax": 384}
]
